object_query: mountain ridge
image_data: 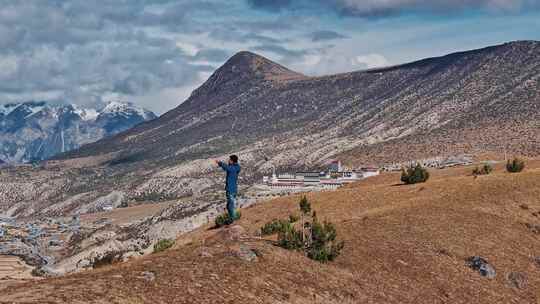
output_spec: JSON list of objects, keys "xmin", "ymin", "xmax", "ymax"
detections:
[
  {"xmin": 62, "ymin": 40, "xmax": 539, "ymax": 166},
  {"xmin": 0, "ymin": 40, "xmax": 537, "ymax": 273},
  {"xmin": 0, "ymin": 101, "xmax": 156, "ymax": 163},
  {"xmin": 2, "ymin": 39, "xmax": 534, "ymax": 218}
]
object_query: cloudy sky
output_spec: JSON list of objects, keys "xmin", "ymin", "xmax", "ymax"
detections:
[{"xmin": 0, "ymin": 0, "xmax": 539, "ymax": 114}]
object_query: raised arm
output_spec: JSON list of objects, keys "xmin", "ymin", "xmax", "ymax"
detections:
[{"xmin": 216, "ymin": 160, "xmax": 229, "ymax": 171}]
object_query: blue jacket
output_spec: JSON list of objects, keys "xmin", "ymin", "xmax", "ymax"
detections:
[{"xmin": 218, "ymin": 161, "xmax": 241, "ymax": 193}]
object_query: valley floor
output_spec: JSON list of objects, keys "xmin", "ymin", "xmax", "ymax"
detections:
[{"xmin": 1, "ymin": 160, "xmax": 540, "ymax": 303}]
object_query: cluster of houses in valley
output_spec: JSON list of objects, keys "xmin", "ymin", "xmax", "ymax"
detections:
[
  {"xmin": 0, "ymin": 216, "xmax": 82, "ymax": 267},
  {"xmin": 262, "ymin": 160, "xmax": 379, "ymax": 190},
  {"xmin": 0, "ymin": 216, "xmax": 80, "ymax": 242}
]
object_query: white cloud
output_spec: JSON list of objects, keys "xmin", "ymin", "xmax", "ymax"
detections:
[
  {"xmin": 0, "ymin": 0, "xmax": 536, "ymax": 114},
  {"xmin": 176, "ymin": 42, "xmax": 199, "ymax": 56},
  {"xmin": 0, "ymin": 55, "xmax": 18, "ymax": 79},
  {"xmin": 353, "ymin": 54, "xmax": 390, "ymax": 69}
]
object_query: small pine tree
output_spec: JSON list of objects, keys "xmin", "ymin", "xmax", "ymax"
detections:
[
  {"xmin": 506, "ymin": 158, "xmax": 525, "ymax": 173},
  {"xmin": 277, "ymin": 221, "xmax": 304, "ymax": 250},
  {"xmin": 401, "ymin": 164, "xmax": 430, "ymax": 184},
  {"xmin": 299, "ymin": 196, "xmax": 311, "ymax": 215},
  {"xmin": 299, "ymin": 195, "xmax": 311, "ymax": 246},
  {"xmin": 261, "ymin": 215, "xmax": 300, "ymax": 236},
  {"xmin": 267, "ymin": 196, "xmax": 344, "ymax": 263},
  {"xmin": 288, "ymin": 214, "xmax": 299, "ymax": 223},
  {"xmin": 261, "ymin": 219, "xmax": 289, "ymax": 236},
  {"xmin": 307, "ymin": 217, "xmax": 344, "ymax": 262}
]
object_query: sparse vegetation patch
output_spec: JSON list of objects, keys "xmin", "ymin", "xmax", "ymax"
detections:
[
  {"xmin": 215, "ymin": 210, "xmax": 242, "ymax": 228},
  {"xmin": 153, "ymin": 239, "xmax": 175, "ymax": 253},
  {"xmin": 506, "ymin": 158, "xmax": 525, "ymax": 173},
  {"xmin": 133, "ymin": 191, "xmax": 178, "ymax": 202},
  {"xmin": 401, "ymin": 164, "xmax": 430, "ymax": 184},
  {"xmin": 473, "ymin": 163, "xmax": 493, "ymax": 176},
  {"xmin": 261, "ymin": 195, "xmax": 344, "ymax": 263},
  {"xmin": 261, "ymin": 219, "xmax": 291, "ymax": 236}
]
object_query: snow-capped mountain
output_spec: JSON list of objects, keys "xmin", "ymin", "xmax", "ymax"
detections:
[{"xmin": 0, "ymin": 101, "xmax": 157, "ymax": 163}]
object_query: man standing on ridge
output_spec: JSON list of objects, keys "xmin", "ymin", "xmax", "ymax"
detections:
[{"xmin": 215, "ymin": 155, "xmax": 241, "ymax": 224}]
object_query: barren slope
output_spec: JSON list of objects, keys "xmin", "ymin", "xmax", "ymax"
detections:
[
  {"xmin": 2, "ymin": 40, "xmax": 538, "ymax": 219},
  {"xmin": 2, "ymin": 160, "xmax": 540, "ymax": 303},
  {"xmin": 62, "ymin": 41, "xmax": 540, "ymax": 169}
]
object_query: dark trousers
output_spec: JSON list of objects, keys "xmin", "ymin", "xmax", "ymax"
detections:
[{"xmin": 226, "ymin": 191, "xmax": 237, "ymax": 220}]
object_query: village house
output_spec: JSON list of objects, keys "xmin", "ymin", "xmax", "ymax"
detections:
[{"xmin": 262, "ymin": 160, "xmax": 379, "ymax": 189}]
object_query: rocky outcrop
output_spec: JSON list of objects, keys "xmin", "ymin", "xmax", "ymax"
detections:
[{"xmin": 466, "ymin": 256, "xmax": 496, "ymax": 278}]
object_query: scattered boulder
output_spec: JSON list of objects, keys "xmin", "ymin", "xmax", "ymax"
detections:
[
  {"xmin": 199, "ymin": 247, "xmax": 213, "ymax": 258},
  {"xmin": 31, "ymin": 267, "xmax": 47, "ymax": 277},
  {"xmin": 534, "ymin": 257, "xmax": 540, "ymax": 268},
  {"xmin": 76, "ymin": 259, "xmax": 92, "ymax": 269},
  {"xmin": 506, "ymin": 272, "xmax": 528, "ymax": 289},
  {"xmin": 525, "ymin": 223, "xmax": 540, "ymax": 234},
  {"xmin": 466, "ymin": 256, "xmax": 496, "ymax": 278},
  {"xmin": 31, "ymin": 266, "xmax": 58, "ymax": 278},
  {"xmin": 229, "ymin": 244, "xmax": 258, "ymax": 262},
  {"xmin": 216, "ymin": 225, "xmax": 247, "ymax": 242},
  {"xmin": 140, "ymin": 271, "xmax": 155, "ymax": 282}
]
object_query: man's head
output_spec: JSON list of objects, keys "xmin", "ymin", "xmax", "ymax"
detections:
[{"xmin": 229, "ymin": 155, "xmax": 239, "ymax": 165}]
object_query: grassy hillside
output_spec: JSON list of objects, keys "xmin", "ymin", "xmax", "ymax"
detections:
[{"xmin": 2, "ymin": 159, "xmax": 540, "ymax": 303}]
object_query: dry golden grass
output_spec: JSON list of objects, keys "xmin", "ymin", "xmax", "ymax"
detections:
[{"xmin": 2, "ymin": 160, "xmax": 540, "ymax": 303}]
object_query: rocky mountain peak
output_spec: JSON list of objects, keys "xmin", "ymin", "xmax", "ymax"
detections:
[
  {"xmin": 223, "ymin": 51, "xmax": 306, "ymax": 81},
  {"xmin": 184, "ymin": 51, "xmax": 306, "ymax": 110},
  {"xmin": 99, "ymin": 101, "xmax": 156, "ymax": 120}
]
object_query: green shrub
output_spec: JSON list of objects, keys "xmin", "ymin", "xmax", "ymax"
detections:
[
  {"xmin": 214, "ymin": 210, "xmax": 242, "ymax": 228},
  {"xmin": 261, "ymin": 219, "xmax": 289, "ymax": 236},
  {"xmin": 288, "ymin": 214, "xmax": 299, "ymax": 223},
  {"xmin": 153, "ymin": 239, "xmax": 175, "ymax": 253},
  {"xmin": 265, "ymin": 196, "xmax": 344, "ymax": 263},
  {"xmin": 401, "ymin": 164, "xmax": 430, "ymax": 184},
  {"xmin": 299, "ymin": 195, "xmax": 311, "ymax": 215},
  {"xmin": 307, "ymin": 218, "xmax": 344, "ymax": 262},
  {"xmin": 261, "ymin": 214, "xmax": 300, "ymax": 236},
  {"xmin": 472, "ymin": 163, "xmax": 493, "ymax": 176},
  {"xmin": 277, "ymin": 221, "xmax": 304, "ymax": 250},
  {"xmin": 506, "ymin": 158, "xmax": 525, "ymax": 173}
]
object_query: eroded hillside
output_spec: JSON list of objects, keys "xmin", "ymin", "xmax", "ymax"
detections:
[
  {"xmin": 2, "ymin": 160, "xmax": 539, "ymax": 304},
  {"xmin": 2, "ymin": 41, "xmax": 539, "ymax": 219}
]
